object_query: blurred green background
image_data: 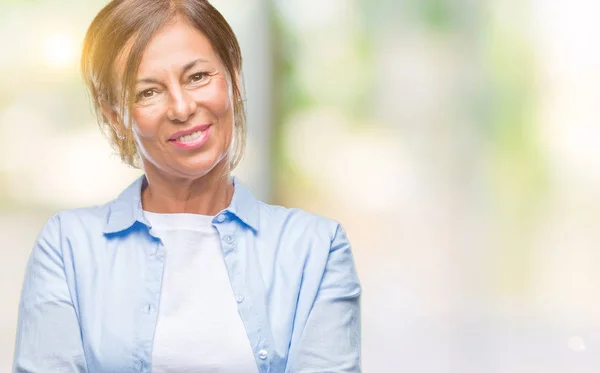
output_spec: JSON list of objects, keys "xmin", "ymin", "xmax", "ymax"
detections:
[{"xmin": 2, "ymin": 0, "xmax": 600, "ymax": 371}]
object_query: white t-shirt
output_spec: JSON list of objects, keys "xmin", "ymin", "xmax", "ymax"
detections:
[{"xmin": 144, "ymin": 211, "xmax": 259, "ymax": 373}]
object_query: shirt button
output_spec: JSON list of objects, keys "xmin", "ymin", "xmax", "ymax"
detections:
[
  {"xmin": 235, "ymin": 294, "xmax": 244, "ymax": 303},
  {"xmin": 224, "ymin": 235, "xmax": 235, "ymax": 245},
  {"xmin": 258, "ymin": 349, "xmax": 268, "ymax": 360},
  {"xmin": 216, "ymin": 213, "xmax": 226, "ymax": 223}
]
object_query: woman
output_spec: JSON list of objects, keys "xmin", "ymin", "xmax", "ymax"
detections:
[{"xmin": 12, "ymin": 1, "xmax": 361, "ymax": 372}]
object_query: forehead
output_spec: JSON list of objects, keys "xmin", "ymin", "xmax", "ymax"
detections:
[
  {"xmin": 115, "ymin": 17, "xmax": 219, "ymax": 80},
  {"xmin": 141, "ymin": 18, "xmax": 218, "ymax": 72}
]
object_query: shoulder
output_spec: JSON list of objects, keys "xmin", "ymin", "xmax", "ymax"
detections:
[
  {"xmin": 257, "ymin": 200, "xmax": 340, "ymax": 233},
  {"xmin": 255, "ymin": 200, "xmax": 344, "ymax": 246},
  {"xmin": 254, "ymin": 202, "xmax": 361, "ymax": 297},
  {"xmin": 53, "ymin": 203, "xmax": 111, "ymax": 231},
  {"xmin": 36, "ymin": 203, "xmax": 113, "ymax": 243},
  {"xmin": 27, "ymin": 203, "xmax": 111, "ymax": 268}
]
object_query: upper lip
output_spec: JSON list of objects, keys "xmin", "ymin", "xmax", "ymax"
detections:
[{"xmin": 169, "ymin": 124, "xmax": 211, "ymax": 140}]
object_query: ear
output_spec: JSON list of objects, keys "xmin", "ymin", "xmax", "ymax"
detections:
[{"xmin": 100, "ymin": 100, "xmax": 121, "ymax": 136}]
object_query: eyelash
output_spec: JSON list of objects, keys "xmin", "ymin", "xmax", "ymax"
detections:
[{"xmin": 135, "ymin": 72, "xmax": 210, "ymax": 101}]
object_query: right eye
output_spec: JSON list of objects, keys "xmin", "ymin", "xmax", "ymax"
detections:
[{"xmin": 137, "ymin": 89, "xmax": 156, "ymax": 100}]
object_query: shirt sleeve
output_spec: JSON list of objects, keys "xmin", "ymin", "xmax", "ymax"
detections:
[
  {"xmin": 287, "ymin": 223, "xmax": 362, "ymax": 373},
  {"xmin": 13, "ymin": 214, "xmax": 88, "ymax": 373}
]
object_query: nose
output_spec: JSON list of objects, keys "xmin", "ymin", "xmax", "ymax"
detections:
[{"xmin": 166, "ymin": 88, "xmax": 197, "ymax": 123}]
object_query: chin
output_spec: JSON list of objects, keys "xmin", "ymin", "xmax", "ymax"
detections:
[{"xmin": 174, "ymin": 153, "xmax": 228, "ymax": 178}]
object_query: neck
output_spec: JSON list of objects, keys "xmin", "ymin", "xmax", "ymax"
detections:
[{"xmin": 141, "ymin": 161, "xmax": 234, "ymax": 216}]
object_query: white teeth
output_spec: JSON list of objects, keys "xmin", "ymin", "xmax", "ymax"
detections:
[{"xmin": 177, "ymin": 130, "xmax": 204, "ymax": 143}]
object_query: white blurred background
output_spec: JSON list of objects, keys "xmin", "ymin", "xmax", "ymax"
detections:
[{"xmin": 2, "ymin": 0, "xmax": 600, "ymax": 371}]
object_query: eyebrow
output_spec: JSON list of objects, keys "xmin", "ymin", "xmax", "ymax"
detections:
[{"xmin": 135, "ymin": 58, "xmax": 209, "ymax": 85}]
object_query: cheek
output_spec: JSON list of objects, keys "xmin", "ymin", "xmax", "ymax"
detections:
[
  {"xmin": 131, "ymin": 107, "xmax": 163, "ymax": 139},
  {"xmin": 201, "ymin": 77, "xmax": 233, "ymax": 119}
]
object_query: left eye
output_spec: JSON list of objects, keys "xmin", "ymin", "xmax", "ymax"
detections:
[{"xmin": 190, "ymin": 73, "xmax": 207, "ymax": 82}]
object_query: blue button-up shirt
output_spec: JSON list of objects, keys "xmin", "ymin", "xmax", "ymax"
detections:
[{"xmin": 13, "ymin": 176, "xmax": 362, "ymax": 373}]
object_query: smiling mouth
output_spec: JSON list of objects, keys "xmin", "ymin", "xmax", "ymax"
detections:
[
  {"xmin": 172, "ymin": 129, "xmax": 205, "ymax": 143},
  {"xmin": 168, "ymin": 125, "xmax": 212, "ymax": 150}
]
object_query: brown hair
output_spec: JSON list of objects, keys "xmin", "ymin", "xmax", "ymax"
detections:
[{"xmin": 81, "ymin": 0, "xmax": 246, "ymax": 169}]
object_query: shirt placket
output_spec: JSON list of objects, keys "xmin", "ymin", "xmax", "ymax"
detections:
[
  {"xmin": 135, "ymin": 231, "xmax": 165, "ymax": 373},
  {"xmin": 214, "ymin": 216, "xmax": 272, "ymax": 373}
]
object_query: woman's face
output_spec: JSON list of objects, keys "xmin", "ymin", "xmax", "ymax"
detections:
[{"xmin": 117, "ymin": 18, "xmax": 235, "ymax": 180}]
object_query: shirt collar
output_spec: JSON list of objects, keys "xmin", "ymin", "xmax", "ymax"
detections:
[{"xmin": 103, "ymin": 175, "xmax": 260, "ymax": 234}]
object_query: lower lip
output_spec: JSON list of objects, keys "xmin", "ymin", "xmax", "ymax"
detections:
[{"xmin": 169, "ymin": 126, "xmax": 211, "ymax": 150}]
